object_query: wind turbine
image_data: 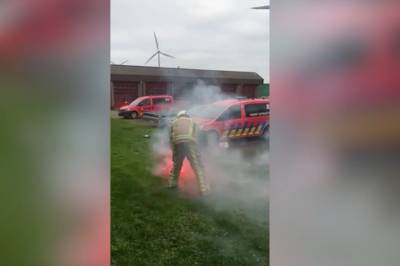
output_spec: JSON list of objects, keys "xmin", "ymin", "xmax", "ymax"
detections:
[{"xmin": 145, "ymin": 32, "xmax": 176, "ymax": 67}]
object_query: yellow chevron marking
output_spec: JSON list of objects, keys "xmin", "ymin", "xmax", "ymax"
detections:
[
  {"xmin": 222, "ymin": 130, "xmax": 229, "ymax": 138},
  {"xmin": 235, "ymin": 128, "xmax": 244, "ymax": 137},
  {"xmin": 249, "ymin": 126, "xmax": 256, "ymax": 136},
  {"xmin": 242, "ymin": 127, "xmax": 250, "ymax": 136},
  {"xmin": 229, "ymin": 129, "xmax": 237, "ymax": 138},
  {"xmin": 255, "ymin": 125, "xmax": 263, "ymax": 135}
]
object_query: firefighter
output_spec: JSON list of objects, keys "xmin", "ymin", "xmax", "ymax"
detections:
[{"xmin": 168, "ymin": 110, "xmax": 209, "ymax": 195}]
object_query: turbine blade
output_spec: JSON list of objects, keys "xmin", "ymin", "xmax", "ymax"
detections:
[
  {"xmin": 145, "ymin": 52, "xmax": 158, "ymax": 65},
  {"xmin": 154, "ymin": 32, "xmax": 159, "ymax": 50},
  {"xmin": 120, "ymin": 59, "xmax": 128, "ymax": 65},
  {"xmin": 252, "ymin": 5, "xmax": 270, "ymax": 9},
  {"xmin": 160, "ymin": 52, "xmax": 175, "ymax": 59}
]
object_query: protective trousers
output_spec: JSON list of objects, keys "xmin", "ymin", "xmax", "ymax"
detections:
[{"xmin": 169, "ymin": 142, "xmax": 209, "ymax": 194}]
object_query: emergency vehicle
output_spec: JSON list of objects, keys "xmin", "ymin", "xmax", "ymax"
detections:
[
  {"xmin": 189, "ymin": 98, "xmax": 270, "ymax": 143},
  {"xmin": 118, "ymin": 95, "xmax": 173, "ymax": 119}
]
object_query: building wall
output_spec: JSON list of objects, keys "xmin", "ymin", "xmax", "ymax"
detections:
[
  {"xmin": 145, "ymin": 82, "xmax": 169, "ymax": 95},
  {"xmin": 168, "ymin": 81, "xmax": 196, "ymax": 100},
  {"xmin": 242, "ymin": 84, "xmax": 258, "ymax": 98},
  {"xmin": 221, "ymin": 83, "xmax": 237, "ymax": 94},
  {"xmin": 111, "ymin": 77, "xmax": 262, "ymax": 109},
  {"xmin": 113, "ymin": 81, "xmax": 139, "ymax": 108},
  {"xmin": 259, "ymin": 83, "xmax": 270, "ymax": 97}
]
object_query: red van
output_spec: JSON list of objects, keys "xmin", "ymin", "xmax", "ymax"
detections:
[
  {"xmin": 189, "ymin": 98, "xmax": 270, "ymax": 143},
  {"xmin": 118, "ymin": 95, "xmax": 173, "ymax": 119}
]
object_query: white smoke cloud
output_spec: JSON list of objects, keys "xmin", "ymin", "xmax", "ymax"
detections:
[{"xmin": 150, "ymin": 80, "xmax": 269, "ymax": 222}]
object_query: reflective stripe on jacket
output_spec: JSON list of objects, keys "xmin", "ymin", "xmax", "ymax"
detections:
[{"xmin": 170, "ymin": 117, "xmax": 197, "ymax": 144}]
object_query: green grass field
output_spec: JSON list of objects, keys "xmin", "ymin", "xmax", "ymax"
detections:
[{"xmin": 111, "ymin": 118, "xmax": 268, "ymax": 265}]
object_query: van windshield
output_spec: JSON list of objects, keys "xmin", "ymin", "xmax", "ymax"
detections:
[
  {"xmin": 129, "ymin": 97, "xmax": 145, "ymax": 106},
  {"xmin": 188, "ymin": 104, "xmax": 227, "ymax": 119}
]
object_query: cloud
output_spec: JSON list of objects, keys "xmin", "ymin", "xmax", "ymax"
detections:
[{"xmin": 111, "ymin": 0, "xmax": 269, "ymax": 81}]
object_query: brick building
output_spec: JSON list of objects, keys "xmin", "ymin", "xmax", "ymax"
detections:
[{"xmin": 111, "ymin": 64, "xmax": 264, "ymax": 108}]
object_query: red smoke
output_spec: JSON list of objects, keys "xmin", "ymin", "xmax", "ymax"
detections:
[{"xmin": 159, "ymin": 152, "xmax": 201, "ymax": 196}]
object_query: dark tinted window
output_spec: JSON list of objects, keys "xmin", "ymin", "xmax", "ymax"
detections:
[
  {"xmin": 218, "ymin": 105, "xmax": 241, "ymax": 121},
  {"xmin": 138, "ymin": 98, "xmax": 151, "ymax": 106},
  {"xmin": 245, "ymin": 103, "xmax": 269, "ymax": 117},
  {"xmin": 153, "ymin": 98, "xmax": 169, "ymax": 105}
]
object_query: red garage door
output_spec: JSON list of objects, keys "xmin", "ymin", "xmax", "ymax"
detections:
[
  {"xmin": 145, "ymin": 82, "xmax": 168, "ymax": 95},
  {"xmin": 113, "ymin": 81, "xmax": 139, "ymax": 108},
  {"xmin": 221, "ymin": 84, "xmax": 237, "ymax": 94},
  {"xmin": 242, "ymin": 85, "xmax": 257, "ymax": 98}
]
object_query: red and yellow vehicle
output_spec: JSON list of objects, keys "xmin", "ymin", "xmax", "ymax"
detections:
[
  {"xmin": 189, "ymin": 98, "xmax": 270, "ymax": 143},
  {"xmin": 118, "ymin": 95, "xmax": 173, "ymax": 119}
]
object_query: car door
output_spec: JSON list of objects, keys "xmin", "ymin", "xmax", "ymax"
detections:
[
  {"xmin": 152, "ymin": 97, "xmax": 168, "ymax": 112},
  {"xmin": 138, "ymin": 98, "xmax": 152, "ymax": 112},
  {"xmin": 243, "ymin": 102, "xmax": 269, "ymax": 137},
  {"xmin": 215, "ymin": 104, "xmax": 243, "ymax": 139}
]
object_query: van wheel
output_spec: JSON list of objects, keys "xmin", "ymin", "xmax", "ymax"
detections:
[{"xmin": 130, "ymin": 111, "xmax": 138, "ymax": 119}]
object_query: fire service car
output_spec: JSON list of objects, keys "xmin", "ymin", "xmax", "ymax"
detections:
[
  {"xmin": 118, "ymin": 95, "xmax": 173, "ymax": 119},
  {"xmin": 189, "ymin": 98, "xmax": 270, "ymax": 144}
]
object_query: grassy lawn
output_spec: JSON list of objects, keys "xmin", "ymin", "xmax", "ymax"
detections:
[{"xmin": 111, "ymin": 118, "xmax": 268, "ymax": 266}]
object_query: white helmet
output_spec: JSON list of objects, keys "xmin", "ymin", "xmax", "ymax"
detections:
[{"xmin": 176, "ymin": 110, "xmax": 189, "ymax": 118}]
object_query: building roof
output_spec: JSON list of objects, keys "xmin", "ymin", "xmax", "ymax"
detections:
[{"xmin": 111, "ymin": 65, "xmax": 263, "ymax": 84}]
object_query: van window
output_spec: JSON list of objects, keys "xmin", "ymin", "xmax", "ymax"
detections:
[
  {"xmin": 245, "ymin": 103, "xmax": 269, "ymax": 117},
  {"xmin": 217, "ymin": 105, "xmax": 241, "ymax": 121},
  {"xmin": 138, "ymin": 98, "xmax": 151, "ymax": 106},
  {"xmin": 153, "ymin": 97, "xmax": 169, "ymax": 105},
  {"xmin": 189, "ymin": 104, "xmax": 226, "ymax": 119}
]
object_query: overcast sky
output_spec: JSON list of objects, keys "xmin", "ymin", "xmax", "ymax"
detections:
[{"xmin": 111, "ymin": 0, "xmax": 269, "ymax": 81}]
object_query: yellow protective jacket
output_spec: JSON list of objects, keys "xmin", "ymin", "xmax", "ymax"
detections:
[{"xmin": 170, "ymin": 117, "xmax": 198, "ymax": 144}]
